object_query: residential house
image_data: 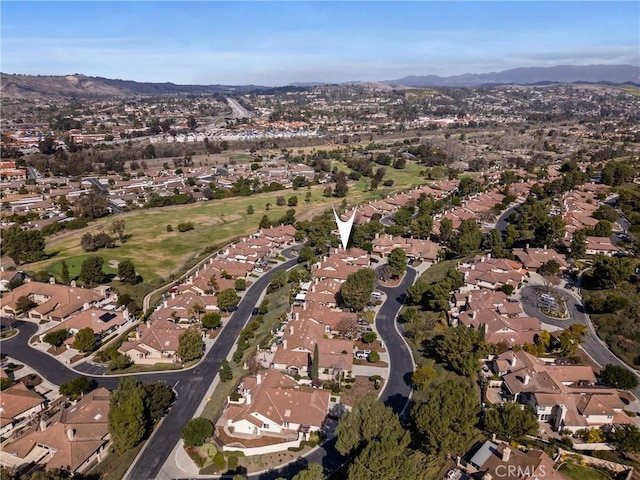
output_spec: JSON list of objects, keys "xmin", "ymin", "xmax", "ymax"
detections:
[
  {"xmin": 119, "ymin": 320, "xmax": 195, "ymax": 365},
  {"xmin": 464, "ymin": 440, "xmax": 567, "ymax": 480},
  {"xmin": 1, "ymin": 388, "xmax": 111, "ymax": 475},
  {"xmin": 218, "ymin": 370, "xmax": 330, "ymax": 440},
  {"xmin": 0, "ymin": 383, "xmax": 46, "ymax": 438},
  {"xmin": 584, "ymin": 236, "xmax": 620, "ymax": 256},
  {"xmin": 0, "ymin": 282, "xmax": 104, "ymax": 321},
  {"xmin": 512, "ymin": 246, "xmax": 570, "ymax": 272},
  {"xmin": 39, "ymin": 307, "xmax": 129, "ymax": 346},
  {"xmin": 271, "ymin": 317, "xmax": 353, "ymax": 380},
  {"xmin": 492, "ymin": 350, "xmax": 632, "ymax": 432}
]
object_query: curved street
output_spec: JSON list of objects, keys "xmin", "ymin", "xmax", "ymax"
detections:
[
  {"xmin": 1, "ymin": 249, "xmax": 419, "ymax": 479},
  {"xmin": 520, "ymin": 285, "xmax": 640, "ymax": 400}
]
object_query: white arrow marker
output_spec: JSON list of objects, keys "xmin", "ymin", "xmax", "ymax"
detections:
[{"xmin": 332, "ymin": 205, "xmax": 356, "ymax": 250}]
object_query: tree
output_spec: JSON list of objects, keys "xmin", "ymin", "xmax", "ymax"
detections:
[
  {"xmin": 298, "ymin": 244, "xmax": 316, "ymax": 266},
  {"xmin": 609, "ymin": 424, "xmax": 640, "ymax": 454},
  {"xmin": 38, "ymin": 135, "xmax": 58, "ymax": 154},
  {"xmin": 1, "ymin": 225, "xmax": 45, "ymax": 264},
  {"xmin": 143, "ymin": 381, "xmax": 175, "ymax": 423},
  {"xmin": 483, "ymin": 403, "xmax": 538, "ymax": 439},
  {"xmin": 60, "ymin": 260, "xmax": 70, "ymax": 284},
  {"xmin": 292, "ymin": 463, "xmax": 324, "ymax": 480},
  {"xmin": 177, "ymin": 329, "xmax": 204, "ymax": 362},
  {"xmin": 305, "ymin": 191, "xmax": 312, "ymax": 203},
  {"xmin": 276, "ymin": 195, "xmax": 286, "ymax": 206},
  {"xmin": 16, "ymin": 295, "xmax": 36, "ymax": 314},
  {"xmin": 347, "ymin": 436, "xmax": 417, "ymax": 480},
  {"xmin": 411, "ymin": 380, "xmax": 479, "ymax": 457},
  {"xmin": 434, "ymin": 325, "xmax": 484, "ymax": 376},
  {"xmin": 336, "ymin": 393, "xmax": 408, "ymax": 456},
  {"xmin": 259, "ymin": 214, "xmax": 271, "ymax": 229},
  {"xmin": 118, "ymin": 260, "xmax": 139, "ymax": 285},
  {"xmin": 538, "ymin": 259, "xmax": 560, "ymax": 276},
  {"xmin": 591, "ymin": 254, "xmax": 634, "ymax": 289},
  {"xmin": 533, "ymin": 215, "xmax": 565, "ymax": 247},
  {"xmin": 387, "ymin": 248, "xmax": 408, "ymax": 278},
  {"xmin": 181, "ymin": 417, "xmax": 213, "ymax": 447},
  {"xmin": 73, "ymin": 327, "xmax": 96, "ymax": 352},
  {"xmin": 362, "ymin": 331, "xmax": 377, "ymax": 345},
  {"xmin": 42, "ymin": 329, "xmax": 69, "ymax": 347},
  {"xmin": 337, "ymin": 316, "xmax": 358, "ymax": 339},
  {"xmin": 59, "ymin": 376, "xmax": 96, "ymax": 399},
  {"xmin": 201, "ymin": 312, "xmax": 222, "ymax": 329},
  {"xmin": 246, "ymin": 205, "xmax": 254, "ymax": 215},
  {"xmin": 0, "ymin": 377, "xmax": 13, "ymax": 391},
  {"xmin": 219, "ymin": 359, "xmax": 233, "ymax": 382},
  {"xmin": 451, "ymin": 218, "xmax": 482, "ymax": 256},
  {"xmin": 79, "ymin": 256, "xmax": 105, "ymax": 286},
  {"xmin": 268, "ymin": 270, "xmax": 288, "ymax": 292},
  {"xmin": 600, "ymin": 364, "xmax": 639, "ymax": 390},
  {"xmin": 288, "ymin": 196, "xmax": 298, "ymax": 207},
  {"xmin": 109, "ymin": 218, "xmax": 126, "ymax": 243},
  {"xmin": 593, "ymin": 220, "xmax": 613, "ymax": 237},
  {"xmin": 367, "ymin": 350, "xmax": 380, "ymax": 363},
  {"xmin": 311, "ymin": 343, "xmax": 319, "ymax": 380},
  {"xmin": 234, "ymin": 278, "xmax": 247, "ymax": 291},
  {"xmin": 412, "ymin": 363, "xmax": 437, "ymax": 390},
  {"xmin": 333, "ymin": 171, "xmax": 348, "ymax": 197},
  {"xmin": 438, "ymin": 217, "xmax": 454, "ymax": 245},
  {"xmin": 217, "ymin": 288, "xmax": 240, "ymax": 311},
  {"xmin": 75, "ymin": 192, "xmax": 110, "ymax": 220},
  {"xmin": 108, "ymin": 377, "xmax": 147, "ymax": 455},
  {"xmin": 339, "ymin": 268, "xmax": 376, "ymax": 311},
  {"xmin": 557, "ymin": 323, "xmax": 586, "ymax": 356},
  {"xmin": 570, "ymin": 229, "xmax": 587, "ymax": 259}
]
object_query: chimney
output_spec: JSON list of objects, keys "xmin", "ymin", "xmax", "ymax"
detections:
[
  {"xmin": 482, "ymin": 474, "xmax": 492, "ymax": 480},
  {"xmin": 282, "ymin": 339, "xmax": 287, "ymax": 350},
  {"xmin": 256, "ymin": 373, "xmax": 262, "ymax": 385},
  {"xmin": 510, "ymin": 355, "xmax": 517, "ymax": 367},
  {"xmin": 67, "ymin": 428, "xmax": 76, "ymax": 441},
  {"xmin": 164, "ymin": 300, "xmax": 168, "ymax": 308},
  {"xmin": 525, "ymin": 243, "xmax": 530, "ymax": 252},
  {"xmin": 171, "ymin": 292, "xmax": 176, "ymax": 300},
  {"xmin": 523, "ymin": 373, "xmax": 531, "ymax": 385},
  {"xmin": 290, "ymin": 325, "xmax": 294, "ymax": 335},
  {"xmin": 502, "ymin": 446, "xmax": 511, "ymax": 462},
  {"xmin": 39, "ymin": 420, "xmax": 49, "ymax": 432}
]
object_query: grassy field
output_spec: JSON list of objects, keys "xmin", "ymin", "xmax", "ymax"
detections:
[
  {"xmin": 559, "ymin": 462, "xmax": 614, "ymax": 480},
  {"xmin": 25, "ymin": 169, "xmax": 423, "ymax": 287}
]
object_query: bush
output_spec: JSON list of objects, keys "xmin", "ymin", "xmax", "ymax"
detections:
[
  {"xmin": 181, "ymin": 417, "xmax": 213, "ymax": 447},
  {"xmin": 367, "ymin": 351, "xmax": 380, "ymax": 363},
  {"xmin": 227, "ymin": 455, "xmax": 238, "ymax": 470},
  {"xmin": 42, "ymin": 329, "xmax": 70, "ymax": 347},
  {"xmin": 177, "ymin": 222, "xmax": 194, "ymax": 232},
  {"xmin": 212, "ymin": 451, "xmax": 226, "ymax": 470}
]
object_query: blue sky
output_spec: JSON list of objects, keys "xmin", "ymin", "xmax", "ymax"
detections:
[{"xmin": 1, "ymin": 1, "xmax": 638, "ymax": 85}]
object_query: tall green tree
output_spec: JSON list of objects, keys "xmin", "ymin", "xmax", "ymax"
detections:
[
  {"xmin": 60, "ymin": 260, "xmax": 70, "ymax": 284},
  {"xmin": 311, "ymin": 343, "xmax": 319, "ymax": 380},
  {"xmin": 591, "ymin": 254, "xmax": 634, "ymax": 289},
  {"xmin": 570, "ymin": 229, "xmax": 587, "ymax": 259},
  {"xmin": 143, "ymin": 381, "xmax": 175, "ymax": 423},
  {"xmin": 438, "ymin": 218, "xmax": 454, "ymax": 245},
  {"xmin": 201, "ymin": 312, "xmax": 222, "ymax": 329},
  {"xmin": 73, "ymin": 327, "xmax": 96, "ymax": 352},
  {"xmin": 79, "ymin": 256, "xmax": 105, "ymax": 286},
  {"xmin": 387, "ymin": 248, "xmax": 408, "ymax": 278},
  {"xmin": 108, "ymin": 377, "xmax": 147, "ymax": 455},
  {"xmin": 177, "ymin": 329, "xmax": 204, "ymax": 362},
  {"xmin": 219, "ymin": 359, "xmax": 233, "ymax": 382},
  {"xmin": 483, "ymin": 403, "xmax": 538, "ymax": 439},
  {"xmin": 339, "ymin": 268, "xmax": 376, "ymax": 311},
  {"xmin": 118, "ymin": 260, "xmax": 139, "ymax": 285},
  {"xmin": 411, "ymin": 380, "xmax": 479, "ymax": 457},
  {"xmin": 434, "ymin": 325, "xmax": 483, "ymax": 376},
  {"xmin": 181, "ymin": 417, "xmax": 213, "ymax": 447},
  {"xmin": 600, "ymin": 364, "xmax": 639, "ymax": 390},
  {"xmin": 217, "ymin": 288, "xmax": 240, "ymax": 311},
  {"xmin": 1, "ymin": 225, "xmax": 45, "ymax": 264},
  {"xmin": 292, "ymin": 463, "xmax": 324, "ymax": 480}
]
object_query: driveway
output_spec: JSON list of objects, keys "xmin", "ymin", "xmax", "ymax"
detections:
[{"xmin": 520, "ymin": 285, "xmax": 640, "ymax": 402}]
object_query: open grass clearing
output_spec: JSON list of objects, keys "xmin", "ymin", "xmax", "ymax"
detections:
[{"xmin": 559, "ymin": 462, "xmax": 614, "ymax": 480}]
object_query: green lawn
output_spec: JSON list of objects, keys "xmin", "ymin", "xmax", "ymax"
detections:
[
  {"xmin": 25, "ymin": 166, "xmax": 425, "ymax": 289},
  {"xmin": 559, "ymin": 462, "xmax": 613, "ymax": 480}
]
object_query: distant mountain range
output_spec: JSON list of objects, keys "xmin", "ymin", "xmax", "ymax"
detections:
[
  {"xmin": 385, "ymin": 64, "xmax": 640, "ymax": 87},
  {"xmin": 1, "ymin": 64, "xmax": 639, "ymax": 100}
]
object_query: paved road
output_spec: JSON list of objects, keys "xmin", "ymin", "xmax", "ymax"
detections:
[
  {"xmin": 520, "ymin": 285, "xmax": 640, "ymax": 400},
  {"xmin": 496, "ymin": 203, "xmax": 521, "ymax": 234},
  {"xmin": 226, "ymin": 97, "xmax": 254, "ymax": 119},
  {"xmin": 376, "ymin": 268, "xmax": 417, "ymax": 420},
  {"xmin": 126, "ymin": 257, "xmax": 298, "ymax": 480}
]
